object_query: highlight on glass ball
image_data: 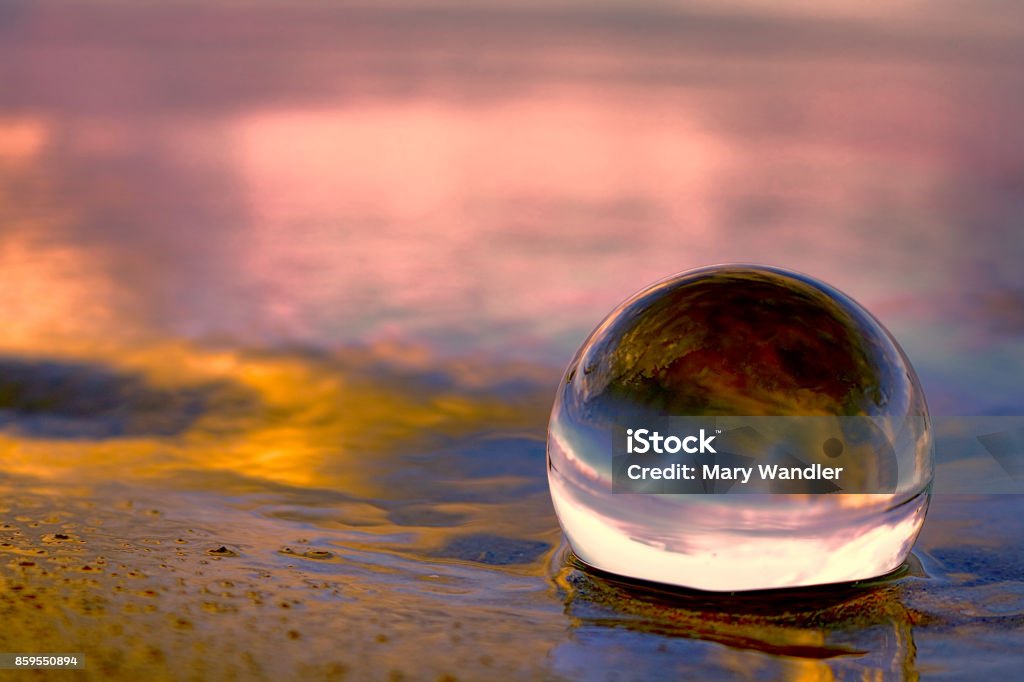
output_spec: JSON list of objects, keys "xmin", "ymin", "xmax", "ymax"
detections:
[{"xmin": 547, "ymin": 264, "xmax": 933, "ymax": 592}]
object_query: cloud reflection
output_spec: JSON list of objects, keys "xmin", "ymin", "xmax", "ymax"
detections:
[{"xmin": 0, "ymin": 1, "xmax": 1021, "ymax": 395}]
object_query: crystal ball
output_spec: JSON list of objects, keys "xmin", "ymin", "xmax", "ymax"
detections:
[{"xmin": 547, "ymin": 265, "xmax": 933, "ymax": 591}]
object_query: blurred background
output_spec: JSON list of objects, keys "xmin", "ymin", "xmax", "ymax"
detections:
[{"xmin": 1, "ymin": 1, "xmax": 1023, "ymax": 679}]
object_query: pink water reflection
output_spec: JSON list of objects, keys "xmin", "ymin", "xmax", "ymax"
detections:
[{"xmin": 1, "ymin": 2, "xmax": 1022, "ymax": 411}]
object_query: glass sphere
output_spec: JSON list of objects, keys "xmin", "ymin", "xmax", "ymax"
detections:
[{"xmin": 547, "ymin": 265, "xmax": 932, "ymax": 591}]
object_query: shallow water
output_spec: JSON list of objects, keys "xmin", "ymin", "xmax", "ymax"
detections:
[
  {"xmin": 2, "ymin": 1, "xmax": 1024, "ymax": 679},
  {"xmin": 0, "ymin": 347, "xmax": 1022, "ymax": 680}
]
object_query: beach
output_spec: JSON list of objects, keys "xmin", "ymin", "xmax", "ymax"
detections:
[{"xmin": 2, "ymin": 1, "xmax": 1023, "ymax": 678}]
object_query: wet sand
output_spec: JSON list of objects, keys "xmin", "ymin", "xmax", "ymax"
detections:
[{"xmin": 0, "ymin": 343, "xmax": 1021, "ymax": 680}]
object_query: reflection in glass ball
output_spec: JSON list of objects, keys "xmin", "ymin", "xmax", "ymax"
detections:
[{"xmin": 547, "ymin": 265, "xmax": 933, "ymax": 591}]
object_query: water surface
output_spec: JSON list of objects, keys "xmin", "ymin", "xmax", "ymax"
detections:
[{"xmin": 1, "ymin": 1, "xmax": 1023, "ymax": 679}]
